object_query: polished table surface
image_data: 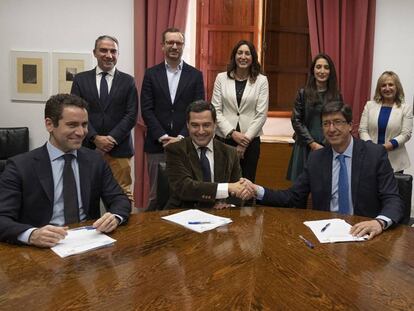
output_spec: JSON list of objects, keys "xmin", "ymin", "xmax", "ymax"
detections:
[{"xmin": 0, "ymin": 207, "xmax": 413, "ymax": 310}]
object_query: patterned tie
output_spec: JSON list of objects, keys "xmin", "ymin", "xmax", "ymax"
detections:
[
  {"xmin": 100, "ymin": 72, "xmax": 108, "ymax": 106},
  {"xmin": 337, "ymin": 154, "xmax": 350, "ymax": 214},
  {"xmin": 199, "ymin": 147, "xmax": 212, "ymax": 182},
  {"xmin": 63, "ymin": 154, "xmax": 79, "ymax": 224}
]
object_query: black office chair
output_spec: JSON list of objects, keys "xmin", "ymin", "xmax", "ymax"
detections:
[
  {"xmin": 0, "ymin": 127, "xmax": 29, "ymax": 173},
  {"xmin": 156, "ymin": 162, "xmax": 170, "ymax": 210},
  {"xmin": 394, "ymin": 173, "xmax": 413, "ymax": 225}
]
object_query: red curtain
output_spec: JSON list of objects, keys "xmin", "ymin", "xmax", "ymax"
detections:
[
  {"xmin": 307, "ymin": 0, "xmax": 376, "ymax": 131},
  {"xmin": 133, "ymin": 0, "xmax": 189, "ymax": 208}
]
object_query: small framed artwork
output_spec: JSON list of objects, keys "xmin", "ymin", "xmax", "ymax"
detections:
[
  {"xmin": 10, "ymin": 51, "xmax": 50, "ymax": 101},
  {"xmin": 52, "ymin": 52, "xmax": 93, "ymax": 94}
]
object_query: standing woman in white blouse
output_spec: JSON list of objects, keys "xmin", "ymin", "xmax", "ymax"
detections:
[
  {"xmin": 211, "ymin": 40, "xmax": 269, "ymax": 182},
  {"xmin": 359, "ymin": 71, "xmax": 413, "ymax": 172}
]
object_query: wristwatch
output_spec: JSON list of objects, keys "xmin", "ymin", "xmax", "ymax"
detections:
[{"xmin": 226, "ymin": 129, "xmax": 235, "ymax": 139}]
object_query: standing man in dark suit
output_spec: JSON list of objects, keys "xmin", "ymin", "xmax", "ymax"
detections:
[
  {"xmin": 141, "ymin": 27, "xmax": 205, "ymax": 210},
  {"xmin": 241, "ymin": 101, "xmax": 404, "ymax": 240},
  {"xmin": 0, "ymin": 94, "xmax": 131, "ymax": 247},
  {"xmin": 71, "ymin": 35, "xmax": 138, "ymax": 203},
  {"xmin": 165, "ymin": 100, "xmax": 254, "ymax": 209}
]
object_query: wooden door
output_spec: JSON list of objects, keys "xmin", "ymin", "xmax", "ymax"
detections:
[{"xmin": 262, "ymin": 0, "xmax": 311, "ymax": 111}]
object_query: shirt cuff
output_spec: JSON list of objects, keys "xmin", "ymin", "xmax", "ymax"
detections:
[
  {"xmin": 158, "ymin": 134, "xmax": 168, "ymax": 142},
  {"xmin": 256, "ymin": 185, "xmax": 265, "ymax": 200},
  {"xmin": 17, "ymin": 228, "xmax": 37, "ymax": 244},
  {"xmin": 114, "ymin": 214, "xmax": 124, "ymax": 225},
  {"xmin": 390, "ymin": 139, "xmax": 399, "ymax": 149},
  {"xmin": 376, "ymin": 215, "xmax": 392, "ymax": 230},
  {"xmin": 216, "ymin": 183, "xmax": 229, "ymax": 199}
]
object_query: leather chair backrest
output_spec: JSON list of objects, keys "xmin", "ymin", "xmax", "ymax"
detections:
[
  {"xmin": 394, "ymin": 173, "xmax": 413, "ymax": 225},
  {"xmin": 156, "ymin": 162, "xmax": 170, "ymax": 210},
  {"xmin": 0, "ymin": 127, "xmax": 29, "ymax": 173}
]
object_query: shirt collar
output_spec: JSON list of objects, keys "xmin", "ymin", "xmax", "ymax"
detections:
[
  {"xmin": 165, "ymin": 59, "xmax": 183, "ymax": 71},
  {"xmin": 332, "ymin": 137, "xmax": 354, "ymax": 159},
  {"xmin": 96, "ymin": 66, "xmax": 116, "ymax": 77},
  {"xmin": 192, "ymin": 138, "xmax": 214, "ymax": 153},
  {"xmin": 46, "ymin": 141, "xmax": 78, "ymax": 161}
]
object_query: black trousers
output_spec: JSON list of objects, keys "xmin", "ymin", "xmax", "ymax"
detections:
[{"xmin": 218, "ymin": 136, "xmax": 261, "ymax": 182}]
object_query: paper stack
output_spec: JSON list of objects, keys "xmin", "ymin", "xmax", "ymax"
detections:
[
  {"xmin": 161, "ymin": 209, "xmax": 232, "ymax": 233},
  {"xmin": 304, "ymin": 218, "xmax": 367, "ymax": 243},
  {"xmin": 51, "ymin": 227, "xmax": 116, "ymax": 258}
]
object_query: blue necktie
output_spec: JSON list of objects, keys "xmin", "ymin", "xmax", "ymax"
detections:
[
  {"xmin": 100, "ymin": 72, "xmax": 108, "ymax": 106},
  {"xmin": 337, "ymin": 154, "xmax": 350, "ymax": 214},
  {"xmin": 199, "ymin": 147, "xmax": 211, "ymax": 182},
  {"xmin": 63, "ymin": 154, "xmax": 79, "ymax": 224}
]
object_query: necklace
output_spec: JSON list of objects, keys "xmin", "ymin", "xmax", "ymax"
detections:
[{"xmin": 234, "ymin": 71, "xmax": 249, "ymax": 81}]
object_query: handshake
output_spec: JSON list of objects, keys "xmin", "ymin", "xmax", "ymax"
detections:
[{"xmin": 229, "ymin": 178, "xmax": 257, "ymax": 201}]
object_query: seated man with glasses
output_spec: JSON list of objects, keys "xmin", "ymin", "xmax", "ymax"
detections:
[{"xmin": 239, "ymin": 101, "xmax": 404, "ymax": 240}]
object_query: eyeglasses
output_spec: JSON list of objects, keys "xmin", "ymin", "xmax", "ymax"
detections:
[
  {"xmin": 165, "ymin": 40, "xmax": 184, "ymax": 47},
  {"xmin": 322, "ymin": 119, "xmax": 349, "ymax": 128}
]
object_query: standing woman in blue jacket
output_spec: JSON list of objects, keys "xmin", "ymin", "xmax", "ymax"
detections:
[{"xmin": 287, "ymin": 53, "xmax": 342, "ymax": 181}]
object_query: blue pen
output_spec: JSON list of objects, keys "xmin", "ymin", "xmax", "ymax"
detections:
[
  {"xmin": 321, "ymin": 223, "xmax": 331, "ymax": 232},
  {"xmin": 188, "ymin": 221, "xmax": 212, "ymax": 225},
  {"xmin": 299, "ymin": 235, "xmax": 314, "ymax": 249}
]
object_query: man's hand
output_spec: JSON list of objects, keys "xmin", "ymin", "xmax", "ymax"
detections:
[
  {"xmin": 231, "ymin": 131, "xmax": 250, "ymax": 147},
  {"xmin": 29, "ymin": 225, "xmax": 68, "ymax": 248},
  {"xmin": 236, "ymin": 145, "xmax": 246, "ymax": 159},
  {"xmin": 93, "ymin": 212, "xmax": 120, "ymax": 233},
  {"xmin": 162, "ymin": 136, "xmax": 182, "ymax": 148},
  {"xmin": 94, "ymin": 135, "xmax": 116, "ymax": 152},
  {"xmin": 229, "ymin": 178, "xmax": 256, "ymax": 200},
  {"xmin": 350, "ymin": 220, "xmax": 383, "ymax": 240}
]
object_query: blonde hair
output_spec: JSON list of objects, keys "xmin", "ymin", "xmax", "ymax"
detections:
[{"xmin": 374, "ymin": 71, "xmax": 405, "ymax": 107}]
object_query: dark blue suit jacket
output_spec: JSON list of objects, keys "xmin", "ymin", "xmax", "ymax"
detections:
[
  {"xmin": 71, "ymin": 68, "xmax": 138, "ymax": 157},
  {"xmin": 141, "ymin": 61, "xmax": 205, "ymax": 153},
  {"xmin": 0, "ymin": 145, "xmax": 131, "ymax": 244},
  {"xmin": 261, "ymin": 139, "xmax": 404, "ymax": 224}
]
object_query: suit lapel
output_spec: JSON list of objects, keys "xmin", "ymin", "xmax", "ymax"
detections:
[
  {"xmin": 213, "ymin": 140, "xmax": 227, "ymax": 182},
  {"xmin": 351, "ymin": 139, "xmax": 364, "ymax": 207},
  {"xmin": 88, "ymin": 68, "xmax": 100, "ymax": 103},
  {"xmin": 77, "ymin": 149, "xmax": 92, "ymax": 215},
  {"xmin": 33, "ymin": 145, "xmax": 54, "ymax": 205},
  {"xmin": 174, "ymin": 62, "xmax": 190, "ymax": 104},
  {"xmin": 239, "ymin": 79, "xmax": 253, "ymax": 109},
  {"xmin": 156, "ymin": 64, "xmax": 172, "ymax": 105},
  {"xmin": 103, "ymin": 69, "xmax": 119, "ymax": 111},
  {"xmin": 227, "ymin": 77, "xmax": 239, "ymax": 111}
]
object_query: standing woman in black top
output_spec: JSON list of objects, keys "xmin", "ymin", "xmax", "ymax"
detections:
[
  {"xmin": 212, "ymin": 40, "xmax": 269, "ymax": 182},
  {"xmin": 287, "ymin": 53, "xmax": 342, "ymax": 181}
]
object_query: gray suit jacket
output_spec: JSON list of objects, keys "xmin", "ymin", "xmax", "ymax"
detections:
[{"xmin": 165, "ymin": 137, "xmax": 241, "ymax": 209}]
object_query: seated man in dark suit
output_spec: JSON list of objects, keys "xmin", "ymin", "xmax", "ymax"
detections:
[
  {"xmin": 0, "ymin": 94, "xmax": 131, "ymax": 247},
  {"xmin": 165, "ymin": 100, "xmax": 254, "ymax": 209},
  {"xmin": 240, "ymin": 101, "xmax": 404, "ymax": 240}
]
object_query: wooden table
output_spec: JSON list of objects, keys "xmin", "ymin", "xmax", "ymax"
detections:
[{"xmin": 0, "ymin": 208, "xmax": 413, "ymax": 310}]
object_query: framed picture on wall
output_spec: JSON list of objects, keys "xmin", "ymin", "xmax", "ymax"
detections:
[
  {"xmin": 52, "ymin": 52, "xmax": 93, "ymax": 94},
  {"xmin": 10, "ymin": 51, "xmax": 50, "ymax": 102}
]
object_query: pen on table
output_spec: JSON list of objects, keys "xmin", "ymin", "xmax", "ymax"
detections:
[
  {"xmin": 299, "ymin": 235, "xmax": 314, "ymax": 249},
  {"xmin": 321, "ymin": 222, "xmax": 331, "ymax": 232},
  {"xmin": 188, "ymin": 221, "xmax": 212, "ymax": 225}
]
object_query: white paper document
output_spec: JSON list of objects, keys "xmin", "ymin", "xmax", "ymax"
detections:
[
  {"xmin": 51, "ymin": 226, "xmax": 116, "ymax": 258},
  {"xmin": 161, "ymin": 209, "xmax": 232, "ymax": 233},
  {"xmin": 303, "ymin": 218, "xmax": 367, "ymax": 243}
]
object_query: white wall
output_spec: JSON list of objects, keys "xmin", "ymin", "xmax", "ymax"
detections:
[
  {"xmin": 371, "ymin": 0, "xmax": 414, "ymax": 212},
  {"xmin": 0, "ymin": 0, "xmax": 134, "ymax": 149}
]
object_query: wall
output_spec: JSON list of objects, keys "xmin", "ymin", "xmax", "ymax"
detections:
[
  {"xmin": 0, "ymin": 0, "xmax": 134, "ymax": 149},
  {"xmin": 371, "ymin": 0, "xmax": 414, "ymax": 212}
]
